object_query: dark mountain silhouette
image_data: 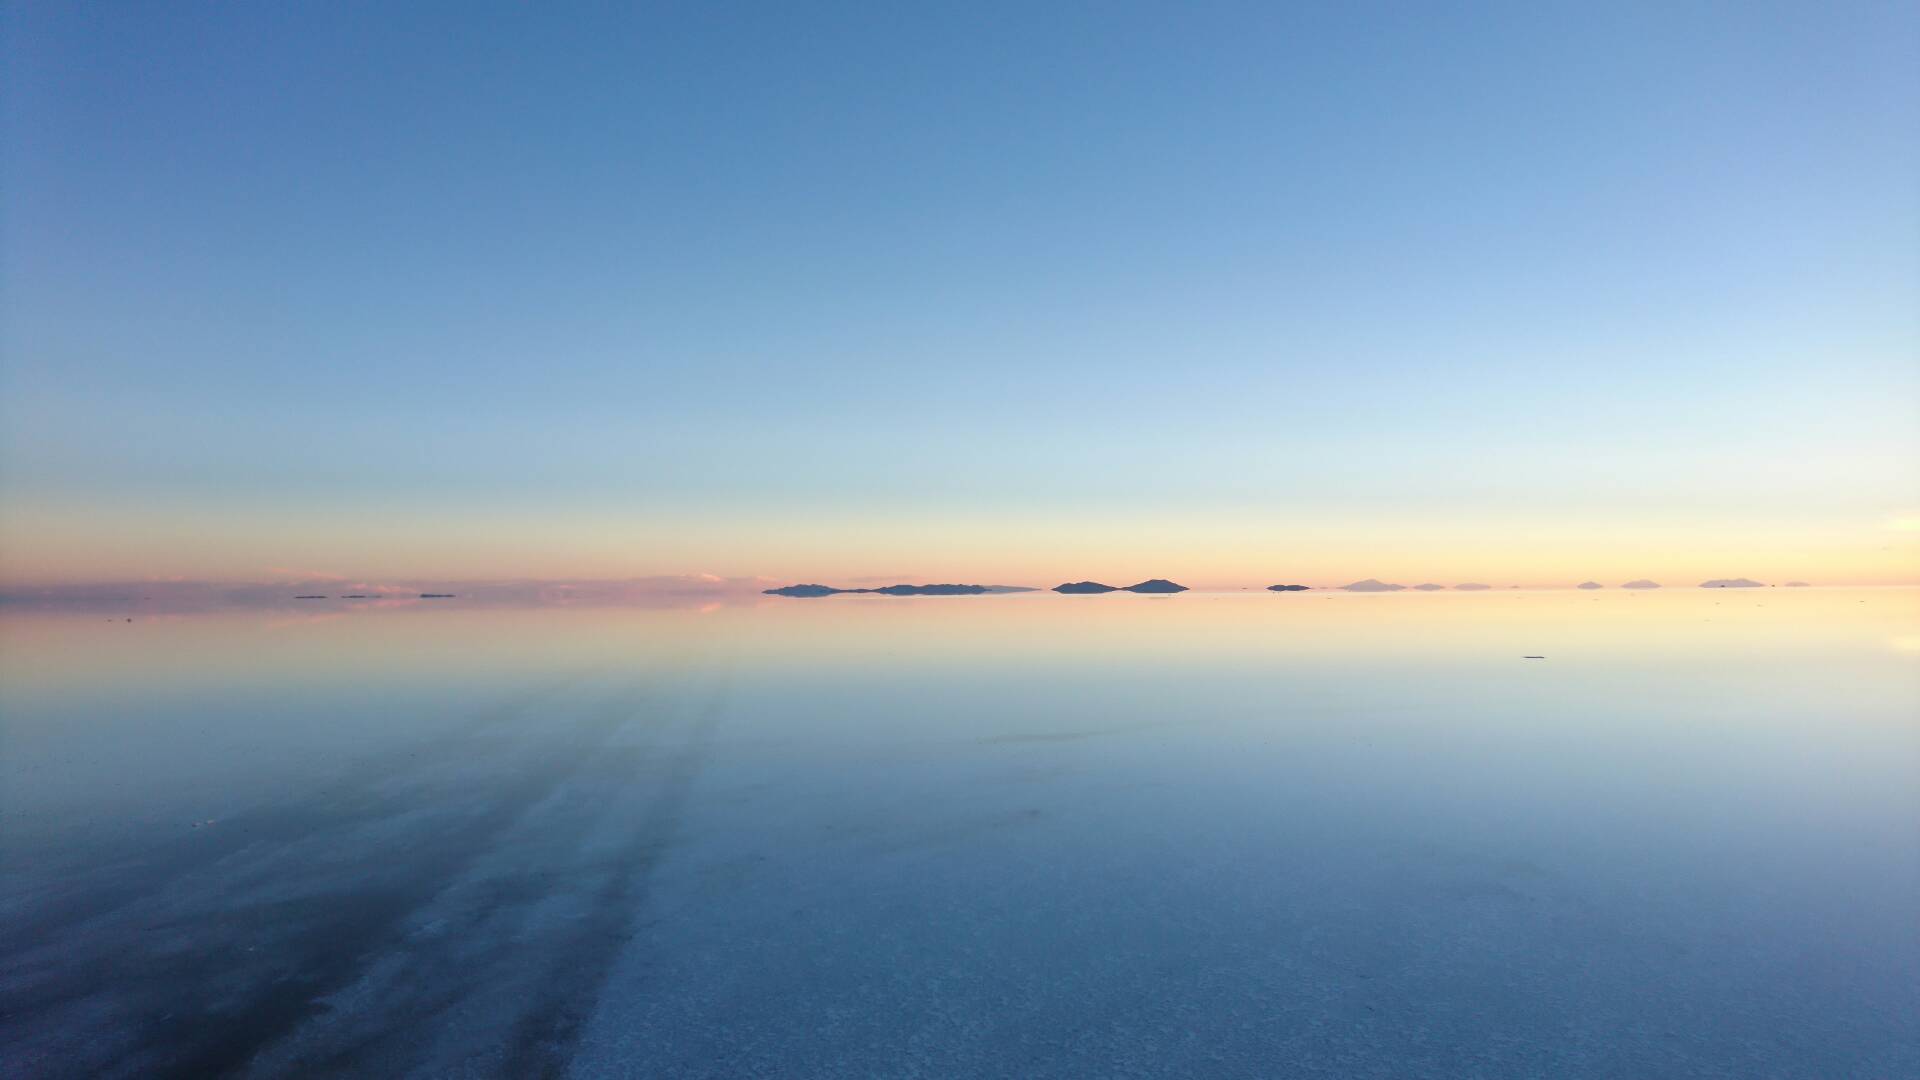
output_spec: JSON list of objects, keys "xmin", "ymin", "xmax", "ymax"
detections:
[
  {"xmin": 1341, "ymin": 579, "xmax": 1405, "ymax": 592},
  {"xmin": 1124, "ymin": 579, "xmax": 1188, "ymax": 593},
  {"xmin": 1700, "ymin": 578, "xmax": 1765, "ymax": 588},
  {"xmin": 1454, "ymin": 583, "xmax": 1492, "ymax": 591},
  {"xmin": 1267, "ymin": 584, "xmax": 1310, "ymax": 591},
  {"xmin": 1054, "ymin": 582, "xmax": 1120, "ymax": 593},
  {"xmin": 1621, "ymin": 579, "xmax": 1661, "ymax": 589},
  {"xmin": 1577, "ymin": 581, "xmax": 1603, "ymax": 590},
  {"xmin": 765, "ymin": 583, "xmax": 1029, "ymax": 597}
]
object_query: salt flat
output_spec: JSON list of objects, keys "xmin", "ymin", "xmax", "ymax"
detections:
[{"xmin": 3, "ymin": 589, "xmax": 1915, "ymax": 1077}]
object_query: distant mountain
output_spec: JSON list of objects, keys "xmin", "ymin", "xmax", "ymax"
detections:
[
  {"xmin": 1412, "ymin": 583, "xmax": 1445, "ymax": 591},
  {"xmin": 1267, "ymin": 584, "xmax": 1310, "ymax": 592},
  {"xmin": 1454, "ymin": 583, "xmax": 1492, "ymax": 591},
  {"xmin": 764, "ymin": 583, "xmax": 1023, "ymax": 597},
  {"xmin": 1621, "ymin": 579, "xmax": 1661, "ymax": 589},
  {"xmin": 1341, "ymin": 579, "xmax": 1405, "ymax": 592},
  {"xmin": 1785, "ymin": 581, "xmax": 1811, "ymax": 587},
  {"xmin": 1052, "ymin": 579, "xmax": 1187, "ymax": 593},
  {"xmin": 1577, "ymin": 581, "xmax": 1603, "ymax": 590},
  {"xmin": 1700, "ymin": 578, "xmax": 1764, "ymax": 588}
]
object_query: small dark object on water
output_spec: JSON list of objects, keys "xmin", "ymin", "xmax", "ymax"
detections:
[
  {"xmin": 1268, "ymin": 584, "xmax": 1311, "ymax": 591},
  {"xmin": 419, "ymin": 593, "xmax": 456, "ymax": 599},
  {"xmin": 1523, "ymin": 655, "xmax": 1546, "ymax": 659},
  {"xmin": 294, "ymin": 595, "xmax": 327, "ymax": 599}
]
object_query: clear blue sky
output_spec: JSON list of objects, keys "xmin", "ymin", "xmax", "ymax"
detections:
[{"xmin": 3, "ymin": 2, "xmax": 1916, "ymax": 584}]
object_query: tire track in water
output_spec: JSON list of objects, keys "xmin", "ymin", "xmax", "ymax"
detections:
[
  {"xmin": 499, "ymin": 668, "xmax": 730, "ymax": 1078},
  {"xmin": 237, "ymin": 665, "xmax": 730, "ymax": 1077},
  {"xmin": 143, "ymin": 680, "xmax": 656, "ymax": 1079},
  {"xmin": 1, "ymin": 671, "xmax": 598, "ymax": 950},
  {"xmin": 1, "ymin": 674, "xmax": 644, "ymax": 1079}
]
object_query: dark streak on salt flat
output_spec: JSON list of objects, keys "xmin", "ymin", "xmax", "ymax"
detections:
[{"xmin": 0, "ymin": 669, "xmax": 727, "ymax": 1078}]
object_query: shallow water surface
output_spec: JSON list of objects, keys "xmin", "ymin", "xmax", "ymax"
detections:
[{"xmin": 3, "ymin": 589, "xmax": 1916, "ymax": 1077}]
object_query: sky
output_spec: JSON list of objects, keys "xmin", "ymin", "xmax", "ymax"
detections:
[{"xmin": 3, "ymin": 2, "xmax": 1917, "ymax": 589}]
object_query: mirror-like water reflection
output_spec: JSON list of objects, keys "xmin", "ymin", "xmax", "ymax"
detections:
[{"xmin": 4, "ymin": 589, "xmax": 1916, "ymax": 1077}]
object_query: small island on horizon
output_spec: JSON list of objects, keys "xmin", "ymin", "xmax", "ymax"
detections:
[
  {"xmin": 756, "ymin": 576, "xmax": 1829, "ymax": 599},
  {"xmin": 1341, "ymin": 579, "xmax": 1406, "ymax": 592},
  {"xmin": 764, "ymin": 583, "xmax": 1037, "ymax": 597},
  {"xmin": 1054, "ymin": 579, "xmax": 1189, "ymax": 594}
]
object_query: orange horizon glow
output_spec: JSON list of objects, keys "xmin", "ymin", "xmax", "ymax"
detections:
[{"xmin": 3, "ymin": 501, "xmax": 1917, "ymax": 590}]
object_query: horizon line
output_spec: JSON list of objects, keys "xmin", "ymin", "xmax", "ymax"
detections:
[{"xmin": 5, "ymin": 574, "xmax": 1916, "ymax": 600}]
